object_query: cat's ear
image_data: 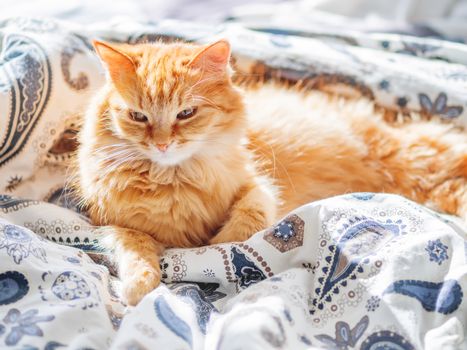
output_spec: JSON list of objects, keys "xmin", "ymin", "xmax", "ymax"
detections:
[
  {"xmin": 93, "ymin": 40, "xmax": 137, "ymax": 91},
  {"xmin": 189, "ymin": 40, "xmax": 231, "ymax": 74}
]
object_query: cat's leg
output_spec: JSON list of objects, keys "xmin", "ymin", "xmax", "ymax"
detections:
[
  {"xmin": 98, "ymin": 226, "xmax": 164, "ymax": 306},
  {"xmin": 428, "ymin": 177, "xmax": 467, "ymax": 222},
  {"xmin": 209, "ymin": 178, "xmax": 277, "ymax": 244}
]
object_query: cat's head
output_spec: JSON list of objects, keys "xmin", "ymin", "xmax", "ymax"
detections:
[{"xmin": 93, "ymin": 39, "xmax": 245, "ymax": 166}]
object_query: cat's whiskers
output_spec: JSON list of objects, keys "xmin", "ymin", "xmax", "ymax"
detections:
[
  {"xmin": 100, "ymin": 152, "xmax": 142, "ymax": 177},
  {"xmin": 97, "ymin": 149, "xmax": 138, "ymax": 163},
  {"xmin": 91, "ymin": 146, "xmax": 135, "ymax": 164},
  {"xmin": 95, "ymin": 146, "xmax": 144, "ymax": 175},
  {"xmin": 187, "ymin": 75, "xmax": 217, "ymax": 92},
  {"xmin": 188, "ymin": 94, "xmax": 222, "ymax": 110},
  {"xmin": 93, "ymin": 143, "xmax": 130, "ymax": 153},
  {"xmin": 191, "ymin": 94, "xmax": 217, "ymax": 105},
  {"xmin": 61, "ymin": 159, "xmax": 81, "ymax": 211},
  {"xmin": 102, "ymin": 150, "xmax": 140, "ymax": 165},
  {"xmin": 92, "ymin": 142, "xmax": 142, "ymax": 161}
]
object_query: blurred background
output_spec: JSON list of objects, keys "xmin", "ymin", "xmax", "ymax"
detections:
[{"xmin": 2, "ymin": 0, "xmax": 467, "ymax": 42}]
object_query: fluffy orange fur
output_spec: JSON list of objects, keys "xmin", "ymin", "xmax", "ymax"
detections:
[{"xmin": 76, "ymin": 39, "xmax": 467, "ymax": 305}]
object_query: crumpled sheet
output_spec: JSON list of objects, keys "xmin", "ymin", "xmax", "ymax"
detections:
[
  {"xmin": 1, "ymin": 193, "xmax": 466, "ymax": 349},
  {"xmin": 230, "ymin": 0, "xmax": 467, "ymax": 43},
  {"xmin": 0, "ymin": 17, "xmax": 466, "ymax": 349}
]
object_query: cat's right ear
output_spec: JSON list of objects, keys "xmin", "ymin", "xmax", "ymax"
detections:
[
  {"xmin": 93, "ymin": 40, "xmax": 137, "ymax": 92},
  {"xmin": 188, "ymin": 40, "xmax": 231, "ymax": 75}
]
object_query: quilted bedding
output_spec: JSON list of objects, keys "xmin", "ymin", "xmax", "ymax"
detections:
[{"xmin": 0, "ymin": 17, "xmax": 467, "ymax": 350}]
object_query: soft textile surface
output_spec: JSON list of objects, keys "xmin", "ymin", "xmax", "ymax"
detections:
[
  {"xmin": 0, "ymin": 17, "xmax": 467, "ymax": 349},
  {"xmin": 1, "ymin": 0, "xmax": 466, "ymax": 42},
  {"xmin": 1, "ymin": 194, "xmax": 467, "ymax": 349},
  {"xmin": 0, "ymin": 0, "xmax": 282, "ymax": 24},
  {"xmin": 230, "ymin": 0, "xmax": 467, "ymax": 43}
]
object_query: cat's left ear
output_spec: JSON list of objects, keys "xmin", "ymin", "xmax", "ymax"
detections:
[
  {"xmin": 93, "ymin": 40, "xmax": 137, "ymax": 92},
  {"xmin": 189, "ymin": 40, "xmax": 231, "ymax": 74}
]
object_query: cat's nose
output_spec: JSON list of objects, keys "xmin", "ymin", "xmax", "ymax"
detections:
[{"xmin": 156, "ymin": 143, "xmax": 170, "ymax": 152}]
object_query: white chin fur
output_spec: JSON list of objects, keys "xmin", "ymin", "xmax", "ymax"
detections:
[{"xmin": 146, "ymin": 144, "xmax": 198, "ymax": 166}]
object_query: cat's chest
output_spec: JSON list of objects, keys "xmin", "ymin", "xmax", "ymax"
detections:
[{"xmin": 101, "ymin": 168, "xmax": 242, "ymax": 247}]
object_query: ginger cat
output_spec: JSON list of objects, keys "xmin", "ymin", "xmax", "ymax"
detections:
[{"xmin": 76, "ymin": 39, "xmax": 467, "ymax": 305}]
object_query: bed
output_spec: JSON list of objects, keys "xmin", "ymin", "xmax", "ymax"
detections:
[{"xmin": 0, "ymin": 17, "xmax": 466, "ymax": 349}]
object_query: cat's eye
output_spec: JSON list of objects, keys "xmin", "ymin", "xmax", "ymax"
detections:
[
  {"xmin": 129, "ymin": 111, "xmax": 148, "ymax": 123},
  {"xmin": 177, "ymin": 107, "xmax": 198, "ymax": 120}
]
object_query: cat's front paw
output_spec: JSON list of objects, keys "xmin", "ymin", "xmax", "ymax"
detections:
[
  {"xmin": 209, "ymin": 233, "xmax": 230, "ymax": 245},
  {"xmin": 209, "ymin": 225, "xmax": 259, "ymax": 245},
  {"xmin": 121, "ymin": 267, "xmax": 161, "ymax": 306}
]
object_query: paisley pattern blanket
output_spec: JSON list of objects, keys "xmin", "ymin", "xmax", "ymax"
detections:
[{"xmin": 0, "ymin": 18, "xmax": 467, "ymax": 350}]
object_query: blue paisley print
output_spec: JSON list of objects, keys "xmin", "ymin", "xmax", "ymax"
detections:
[
  {"xmin": 0, "ymin": 224, "xmax": 47, "ymax": 264},
  {"xmin": 351, "ymin": 193, "xmax": 376, "ymax": 201},
  {"xmin": 154, "ymin": 295, "xmax": 193, "ymax": 347},
  {"xmin": 0, "ymin": 34, "xmax": 52, "ymax": 168},
  {"xmin": 425, "ymin": 239, "xmax": 449, "ymax": 265},
  {"xmin": 0, "ymin": 195, "xmax": 38, "ymax": 213},
  {"xmin": 361, "ymin": 331, "xmax": 414, "ymax": 350},
  {"xmin": 0, "ymin": 271, "xmax": 29, "ymax": 305},
  {"xmin": 384, "ymin": 279, "xmax": 463, "ymax": 314},
  {"xmin": 231, "ymin": 246, "xmax": 267, "ymax": 288},
  {"xmin": 311, "ymin": 216, "xmax": 406, "ymax": 313},
  {"xmin": 173, "ymin": 284, "xmax": 217, "ymax": 334},
  {"xmin": 315, "ymin": 316, "xmax": 368, "ymax": 349},
  {"xmin": 273, "ymin": 219, "xmax": 296, "ymax": 241},
  {"xmin": 0, "ymin": 308, "xmax": 54, "ymax": 346},
  {"xmin": 419, "ymin": 92, "xmax": 463, "ymax": 119},
  {"xmin": 51, "ymin": 271, "xmax": 91, "ymax": 300}
]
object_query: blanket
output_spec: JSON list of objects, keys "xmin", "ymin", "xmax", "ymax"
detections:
[
  {"xmin": 0, "ymin": 17, "xmax": 466, "ymax": 350},
  {"xmin": 1, "ymin": 1, "xmax": 466, "ymax": 42},
  {"xmin": 230, "ymin": 0, "xmax": 467, "ymax": 43},
  {"xmin": 1, "ymin": 193, "xmax": 467, "ymax": 349}
]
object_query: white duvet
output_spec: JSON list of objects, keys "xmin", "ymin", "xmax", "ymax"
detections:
[
  {"xmin": 1, "ymin": 193, "xmax": 467, "ymax": 349},
  {"xmin": 0, "ymin": 17, "xmax": 467, "ymax": 350}
]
